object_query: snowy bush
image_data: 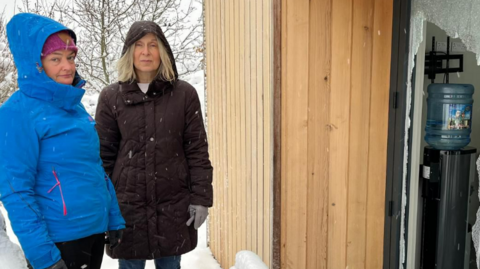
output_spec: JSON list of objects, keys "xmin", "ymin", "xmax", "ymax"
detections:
[{"xmin": 0, "ymin": 10, "xmax": 17, "ymax": 105}]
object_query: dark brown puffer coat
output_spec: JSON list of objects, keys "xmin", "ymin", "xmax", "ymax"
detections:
[{"xmin": 95, "ymin": 21, "xmax": 213, "ymax": 259}]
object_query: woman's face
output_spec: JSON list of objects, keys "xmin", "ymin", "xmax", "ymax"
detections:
[
  {"xmin": 133, "ymin": 33, "xmax": 161, "ymax": 78},
  {"xmin": 41, "ymin": 50, "xmax": 76, "ymax": 85}
]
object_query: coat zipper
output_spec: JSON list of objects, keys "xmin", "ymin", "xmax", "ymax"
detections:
[{"xmin": 48, "ymin": 167, "xmax": 67, "ymax": 216}]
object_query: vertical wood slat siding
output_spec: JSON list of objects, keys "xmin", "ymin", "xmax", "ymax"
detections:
[
  {"xmin": 245, "ymin": 0, "xmax": 253, "ymax": 255},
  {"xmin": 329, "ymin": 0, "xmax": 353, "ymax": 267},
  {"xmin": 204, "ymin": 0, "xmax": 273, "ymax": 268},
  {"xmin": 204, "ymin": 0, "xmax": 392, "ymax": 268},
  {"xmin": 281, "ymin": 0, "xmax": 310, "ymax": 269},
  {"xmin": 280, "ymin": 0, "xmax": 393, "ymax": 268},
  {"xmin": 366, "ymin": 1, "xmax": 393, "ymax": 268},
  {"xmin": 262, "ymin": 0, "xmax": 272, "ymax": 264},
  {"xmin": 227, "ymin": 0, "xmax": 234, "ymax": 265},
  {"xmin": 239, "ymin": 0, "xmax": 247, "ymax": 255},
  {"xmin": 256, "ymin": 0, "xmax": 265, "ymax": 261},
  {"xmin": 346, "ymin": 0, "xmax": 374, "ymax": 267},
  {"xmin": 306, "ymin": 0, "xmax": 331, "ymax": 268},
  {"xmin": 220, "ymin": 0, "xmax": 228, "ymax": 265},
  {"xmin": 250, "ymin": 0, "xmax": 259, "ymax": 259},
  {"xmin": 232, "ymin": 0, "xmax": 239, "ymax": 264}
]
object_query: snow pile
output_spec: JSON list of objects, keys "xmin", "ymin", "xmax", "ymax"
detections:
[
  {"xmin": 102, "ymin": 222, "xmax": 222, "ymax": 269},
  {"xmin": 229, "ymin": 251, "xmax": 268, "ymax": 269},
  {"xmin": 0, "ymin": 205, "xmax": 27, "ymax": 269},
  {"xmin": 179, "ymin": 221, "xmax": 222, "ymax": 269},
  {"xmin": 180, "ymin": 247, "xmax": 222, "ymax": 269}
]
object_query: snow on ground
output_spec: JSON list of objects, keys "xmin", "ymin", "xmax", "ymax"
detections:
[
  {"xmin": 0, "ymin": 205, "xmax": 20, "ymax": 247},
  {"xmin": 2, "ymin": 205, "xmax": 222, "ymax": 269},
  {"xmin": 0, "ymin": 206, "xmax": 27, "ymax": 269},
  {"xmin": 102, "ymin": 221, "xmax": 222, "ymax": 269}
]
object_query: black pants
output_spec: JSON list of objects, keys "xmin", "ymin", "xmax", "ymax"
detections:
[{"xmin": 55, "ymin": 233, "xmax": 105, "ymax": 269}]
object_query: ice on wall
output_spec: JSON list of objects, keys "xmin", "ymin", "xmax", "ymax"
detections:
[
  {"xmin": 412, "ymin": 0, "xmax": 480, "ymax": 65},
  {"xmin": 398, "ymin": 14, "xmax": 419, "ymax": 269}
]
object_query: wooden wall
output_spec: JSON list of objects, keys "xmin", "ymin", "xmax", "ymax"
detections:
[
  {"xmin": 204, "ymin": 0, "xmax": 273, "ymax": 268},
  {"xmin": 280, "ymin": 0, "xmax": 393, "ymax": 268},
  {"xmin": 204, "ymin": 0, "xmax": 393, "ymax": 268}
]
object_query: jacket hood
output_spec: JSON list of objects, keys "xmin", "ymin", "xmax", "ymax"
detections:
[
  {"xmin": 121, "ymin": 21, "xmax": 179, "ymax": 80},
  {"xmin": 6, "ymin": 13, "xmax": 85, "ymax": 111}
]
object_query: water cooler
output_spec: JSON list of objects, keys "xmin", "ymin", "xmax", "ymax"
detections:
[
  {"xmin": 421, "ymin": 83, "xmax": 477, "ymax": 269},
  {"xmin": 420, "ymin": 147, "xmax": 477, "ymax": 269},
  {"xmin": 420, "ymin": 38, "xmax": 478, "ymax": 268}
]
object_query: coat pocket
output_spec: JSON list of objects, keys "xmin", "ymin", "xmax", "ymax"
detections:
[{"xmin": 47, "ymin": 168, "xmax": 67, "ymax": 216}]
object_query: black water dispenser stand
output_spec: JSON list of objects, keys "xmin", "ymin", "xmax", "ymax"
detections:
[{"xmin": 420, "ymin": 146, "xmax": 477, "ymax": 269}]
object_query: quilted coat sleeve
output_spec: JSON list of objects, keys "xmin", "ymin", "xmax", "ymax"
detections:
[
  {"xmin": 0, "ymin": 108, "xmax": 62, "ymax": 269},
  {"xmin": 95, "ymin": 87, "xmax": 121, "ymax": 177},
  {"xmin": 183, "ymin": 83, "xmax": 214, "ymax": 207},
  {"xmin": 104, "ymin": 174, "xmax": 125, "ymax": 231}
]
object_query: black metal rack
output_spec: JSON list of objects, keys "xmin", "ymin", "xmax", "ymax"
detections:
[{"xmin": 424, "ymin": 36, "xmax": 464, "ymax": 84}]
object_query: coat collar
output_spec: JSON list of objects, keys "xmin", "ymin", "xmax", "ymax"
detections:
[{"xmin": 119, "ymin": 79, "xmax": 173, "ymax": 105}]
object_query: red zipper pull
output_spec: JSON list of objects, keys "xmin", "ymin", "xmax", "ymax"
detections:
[{"xmin": 51, "ymin": 168, "xmax": 68, "ymax": 216}]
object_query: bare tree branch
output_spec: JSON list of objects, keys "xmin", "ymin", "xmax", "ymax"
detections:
[
  {"xmin": 7, "ymin": 0, "xmax": 203, "ymax": 95},
  {"xmin": 0, "ymin": 8, "xmax": 18, "ymax": 104}
]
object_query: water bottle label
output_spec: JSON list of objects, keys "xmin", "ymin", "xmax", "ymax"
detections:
[
  {"xmin": 423, "ymin": 165, "xmax": 430, "ymax": 179},
  {"xmin": 444, "ymin": 104, "xmax": 472, "ymax": 130}
]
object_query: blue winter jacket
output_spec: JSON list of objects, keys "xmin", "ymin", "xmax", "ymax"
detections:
[{"xmin": 0, "ymin": 13, "xmax": 125, "ymax": 269}]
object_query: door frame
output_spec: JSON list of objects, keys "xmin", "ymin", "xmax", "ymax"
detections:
[{"xmin": 384, "ymin": 0, "xmax": 412, "ymax": 268}]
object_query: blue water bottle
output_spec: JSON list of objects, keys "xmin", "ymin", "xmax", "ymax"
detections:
[{"xmin": 425, "ymin": 83, "xmax": 474, "ymax": 150}]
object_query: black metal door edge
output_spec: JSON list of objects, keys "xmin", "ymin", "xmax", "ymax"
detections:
[{"xmin": 384, "ymin": 0, "xmax": 412, "ymax": 268}]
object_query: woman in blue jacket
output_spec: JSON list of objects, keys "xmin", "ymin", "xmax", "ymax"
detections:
[{"xmin": 0, "ymin": 13, "xmax": 125, "ymax": 269}]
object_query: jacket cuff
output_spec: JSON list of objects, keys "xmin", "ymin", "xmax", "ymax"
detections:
[
  {"xmin": 108, "ymin": 214, "xmax": 126, "ymax": 231},
  {"xmin": 190, "ymin": 194, "xmax": 213, "ymax": 207},
  {"xmin": 29, "ymin": 247, "xmax": 61, "ymax": 269},
  {"xmin": 190, "ymin": 183, "xmax": 213, "ymax": 207},
  {"xmin": 108, "ymin": 223, "xmax": 126, "ymax": 231}
]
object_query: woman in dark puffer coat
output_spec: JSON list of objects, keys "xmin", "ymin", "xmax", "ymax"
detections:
[{"xmin": 95, "ymin": 21, "xmax": 213, "ymax": 269}]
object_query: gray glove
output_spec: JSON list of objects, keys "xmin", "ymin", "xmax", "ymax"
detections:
[
  {"xmin": 186, "ymin": 204, "xmax": 208, "ymax": 229},
  {"xmin": 45, "ymin": 259, "xmax": 68, "ymax": 269}
]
